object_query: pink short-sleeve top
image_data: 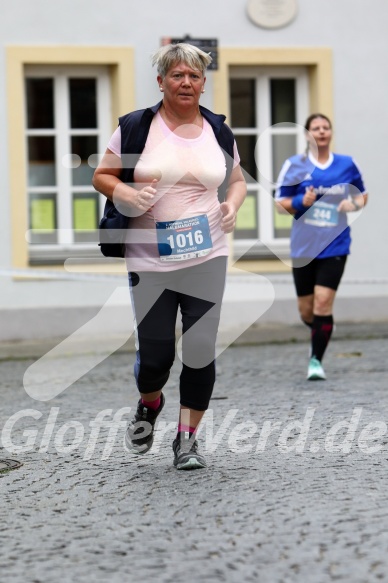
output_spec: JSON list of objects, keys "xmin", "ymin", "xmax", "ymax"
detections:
[{"xmin": 107, "ymin": 112, "xmax": 240, "ymax": 272}]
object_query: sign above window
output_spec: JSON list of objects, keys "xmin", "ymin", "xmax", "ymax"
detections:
[
  {"xmin": 161, "ymin": 36, "xmax": 218, "ymax": 70},
  {"xmin": 246, "ymin": 0, "xmax": 298, "ymax": 29}
]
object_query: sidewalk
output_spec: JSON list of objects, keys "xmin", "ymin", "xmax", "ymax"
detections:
[
  {"xmin": 0, "ymin": 320, "xmax": 388, "ymax": 361},
  {"xmin": 1, "ymin": 329, "xmax": 388, "ymax": 582},
  {"xmin": 1, "ymin": 270, "xmax": 388, "ymax": 345}
]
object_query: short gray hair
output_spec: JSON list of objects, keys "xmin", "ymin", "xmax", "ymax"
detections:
[{"xmin": 151, "ymin": 43, "xmax": 212, "ymax": 78}]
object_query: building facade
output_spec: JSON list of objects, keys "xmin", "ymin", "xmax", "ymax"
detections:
[{"xmin": 1, "ymin": 0, "xmax": 387, "ymax": 341}]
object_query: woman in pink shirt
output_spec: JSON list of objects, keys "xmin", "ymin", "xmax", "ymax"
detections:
[{"xmin": 93, "ymin": 43, "xmax": 246, "ymax": 470}]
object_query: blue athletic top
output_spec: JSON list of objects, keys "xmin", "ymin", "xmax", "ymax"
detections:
[{"xmin": 275, "ymin": 152, "xmax": 366, "ymax": 259}]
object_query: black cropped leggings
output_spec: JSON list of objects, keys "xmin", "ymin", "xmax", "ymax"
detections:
[{"xmin": 128, "ymin": 257, "xmax": 227, "ymax": 411}]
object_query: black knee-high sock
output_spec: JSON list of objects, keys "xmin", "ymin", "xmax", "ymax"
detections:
[{"xmin": 311, "ymin": 315, "xmax": 334, "ymax": 361}]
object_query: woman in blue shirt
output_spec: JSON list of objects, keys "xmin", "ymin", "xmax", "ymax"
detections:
[{"xmin": 276, "ymin": 114, "xmax": 368, "ymax": 380}]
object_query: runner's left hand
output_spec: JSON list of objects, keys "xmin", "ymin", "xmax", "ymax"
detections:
[
  {"xmin": 337, "ymin": 199, "xmax": 359, "ymax": 213},
  {"xmin": 220, "ymin": 202, "xmax": 237, "ymax": 233}
]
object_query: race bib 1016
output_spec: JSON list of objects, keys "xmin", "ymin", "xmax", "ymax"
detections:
[{"xmin": 156, "ymin": 214, "xmax": 213, "ymax": 262}]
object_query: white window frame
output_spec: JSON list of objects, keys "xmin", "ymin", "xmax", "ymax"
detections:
[
  {"xmin": 230, "ymin": 66, "xmax": 309, "ymax": 258},
  {"xmin": 25, "ymin": 65, "xmax": 111, "ymax": 262}
]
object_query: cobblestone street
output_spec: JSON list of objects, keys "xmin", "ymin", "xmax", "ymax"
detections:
[{"xmin": 1, "ymin": 331, "xmax": 388, "ymax": 582}]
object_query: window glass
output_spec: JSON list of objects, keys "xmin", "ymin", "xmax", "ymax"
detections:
[
  {"xmin": 28, "ymin": 136, "xmax": 56, "ymax": 186},
  {"xmin": 69, "ymin": 78, "xmax": 97, "ymax": 128},
  {"xmin": 24, "ymin": 67, "xmax": 110, "ymax": 258},
  {"xmin": 272, "ymin": 134, "xmax": 297, "ymax": 180},
  {"xmin": 234, "ymin": 193, "xmax": 258, "ymax": 240},
  {"xmin": 272, "ymin": 134, "xmax": 296, "ymax": 239},
  {"xmin": 26, "ymin": 78, "xmax": 54, "ymax": 129},
  {"xmin": 71, "ymin": 136, "xmax": 98, "ymax": 185},
  {"xmin": 229, "ymin": 68, "xmax": 308, "ymax": 253},
  {"xmin": 235, "ymin": 135, "xmax": 257, "ymax": 183},
  {"xmin": 273, "ymin": 193, "xmax": 292, "ymax": 238},
  {"xmin": 73, "ymin": 192, "xmax": 99, "ymax": 242},
  {"xmin": 230, "ymin": 79, "xmax": 256, "ymax": 128},
  {"xmin": 29, "ymin": 193, "xmax": 57, "ymax": 244},
  {"xmin": 270, "ymin": 79, "xmax": 296, "ymax": 124}
]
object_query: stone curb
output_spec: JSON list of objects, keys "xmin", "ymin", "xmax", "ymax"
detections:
[{"xmin": 0, "ymin": 321, "xmax": 387, "ymax": 361}]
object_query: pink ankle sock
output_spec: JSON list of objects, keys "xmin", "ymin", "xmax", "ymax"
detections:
[
  {"xmin": 141, "ymin": 396, "xmax": 161, "ymax": 411},
  {"xmin": 178, "ymin": 423, "xmax": 197, "ymax": 435}
]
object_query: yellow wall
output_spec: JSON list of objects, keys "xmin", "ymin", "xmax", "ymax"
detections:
[
  {"xmin": 6, "ymin": 46, "xmax": 134, "ymax": 269},
  {"xmin": 213, "ymin": 47, "xmax": 333, "ymax": 272},
  {"xmin": 6, "ymin": 46, "xmax": 333, "ymax": 272},
  {"xmin": 213, "ymin": 47, "xmax": 333, "ymax": 123}
]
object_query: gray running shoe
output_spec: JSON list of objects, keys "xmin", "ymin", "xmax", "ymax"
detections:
[
  {"xmin": 173, "ymin": 432, "xmax": 207, "ymax": 470},
  {"xmin": 125, "ymin": 394, "xmax": 165, "ymax": 454}
]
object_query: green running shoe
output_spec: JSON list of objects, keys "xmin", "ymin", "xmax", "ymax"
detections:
[{"xmin": 307, "ymin": 356, "xmax": 326, "ymax": 381}]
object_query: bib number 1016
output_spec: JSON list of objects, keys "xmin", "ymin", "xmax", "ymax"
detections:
[
  {"xmin": 167, "ymin": 229, "xmax": 204, "ymax": 249},
  {"xmin": 156, "ymin": 214, "xmax": 213, "ymax": 261}
]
